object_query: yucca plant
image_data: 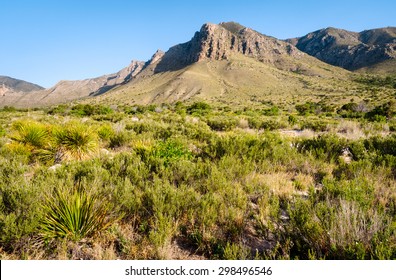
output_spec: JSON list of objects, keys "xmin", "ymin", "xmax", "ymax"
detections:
[
  {"xmin": 54, "ymin": 122, "xmax": 98, "ymax": 161},
  {"xmin": 11, "ymin": 120, "xmax": 50, "ymax": 149},
  {"xmin": 40, "ymin": 188, "xmax": 115, "ymax": 241}
]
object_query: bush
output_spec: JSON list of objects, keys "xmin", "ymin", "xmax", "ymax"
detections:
[
  {"xmin": 298, "ymin": 134, "xmax": 347, "ymax": 162},
  {"xmin": 109, "ymin": 131, "xmax": 133, "ymax": 149},
  {"xmin": 263, "ymin": 106, "xmax": 280, "ymax": 116},
  {"xmin": 295, "ymin": 102, "xmax": 318, "ymax": 115},
  {"xmin": 365, "ymin": 102, "xmax": 395, "ymax": 122},
  {"xmin": 337, "ymin": 102, "xmax": 365, "ymax": 118},
  {"xmin": 206, "ymin": 116, "xmax": 238, "ymax": 131},
  {"xmin": 70, "ymin": 104, "xmax": 113, "ymax": 117},
  {"xmin": 187, "ymin": 102, "xmax": 211, "ymax": 115}
]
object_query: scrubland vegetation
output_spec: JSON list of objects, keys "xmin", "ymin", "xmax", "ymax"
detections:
[{"xmin": 0, "ymin": 94, "xmax": 395, "ymax": 260}]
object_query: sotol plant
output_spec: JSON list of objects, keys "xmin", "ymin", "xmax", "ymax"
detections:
[
  {"xmin": 54, "ymin": 122, "xmax": 98, "ymax": 161},
  {"xmin": 40, "ymin": 188, "xmax": 116, "ymax": 241}
]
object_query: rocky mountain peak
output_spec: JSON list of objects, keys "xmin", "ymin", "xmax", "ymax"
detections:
[
  {"xmin": 148, "ymin": 49, "xmax": 165, "ymax": 65},
  {"xmin": 154, "ymin": 22, "xmax": 302, "ymax": 73},
  {"xmin": 288, "ymin": 26, "xmax": 396, "ymax": 71}
]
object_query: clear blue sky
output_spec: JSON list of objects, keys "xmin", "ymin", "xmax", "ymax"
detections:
[{"xmin": 1, "ymin": 0, "xmax": 395, "ymax": 88}]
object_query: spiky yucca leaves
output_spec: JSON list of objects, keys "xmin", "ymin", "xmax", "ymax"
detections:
[
  {"xmin": 54, "ymin": 122, "xmax": 98, "ymax": 161},
  {"xmin": 10, "ymin": 120, "xmax": 50, "ymax": 150},
  {"xmin": 40, "ymin": 188, "xmax": 115, "ymax": 241}
]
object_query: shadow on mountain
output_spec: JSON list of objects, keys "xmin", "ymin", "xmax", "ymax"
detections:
[
  {"xmin": 89, "ymin": 85, "xmax": 116, "ymax": 97},
  {"xmin": 154, "ymin": 33, "xmax": 202, "ymax": 73}
]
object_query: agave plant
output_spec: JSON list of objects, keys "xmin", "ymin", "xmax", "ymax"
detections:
[
  {"xmin": 40, "ymin": 188, "xmax": 115, "ymax": 241},
  {"xmin": 54, "ymin": 122, "xmax": 98, "ymax": 161}
]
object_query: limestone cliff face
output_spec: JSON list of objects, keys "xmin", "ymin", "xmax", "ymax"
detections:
[
  {"xmin": 288, "ymin": 27, "xmax": 396, "ymax": 70},
  {"xmin": 154, "ymin": 22, "xmax": 303, "ymax": 72}
]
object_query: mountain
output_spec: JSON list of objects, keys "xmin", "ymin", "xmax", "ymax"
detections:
[
  {"xmin": 2, "ymin": 22, "xmax": 357, "ymax": 108},
  {"xmin": 287, "ymin": 27, "xmax": 396, "ymax": 73},
  {"xmin": 97, "ymin": 22, "xmax": 351, "ymax": 106},
  {"xmin": 0, "ymin": 76, "xmax": 44, "ymax": 94},
  {"xmin": 0, "ymin": 60, "xmax": 145, "ymax": 107}
]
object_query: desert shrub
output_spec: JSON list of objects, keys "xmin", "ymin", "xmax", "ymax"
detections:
[
  {"xmin": 202, "ymin": 132, "xmax": 287, "ymax": 163},
  {"xmin": 187, "ymin": 102, "xmax": 211, "ymax": 115},
  {"xmin": 206, "ymin": 116, "xmax": 238, "ymax": 131},
  {"xmin": 70, "ymin": 104, "xmax": 113, "ymax": 117},
  {"xmin": 337, "ymin": 102, "xmax": 365, "ymax": 118},
  {"xmin": 295, "ymin": 102, "xmax": 318, "ymax": 115},
  {"xmin": 279, "ymin": 191, "xmax": 395, "ymax": 260},
  {"xmin": 247, "ymin": 117, "xmax": 262, "ymax": 129},
  {"xmin": 109, "ymin": 131, "xmax": 133, "ymax": 149},
  {"xmin": 1, "ymin": 106, "xmax": 17, "ymax": 112},
  {"xmin": 298, "ymin": 134, "xmax": 347, "ymax": 162},
  {"xmin": 152, "ymin": 139, "xmax": 193, "ymax": 165},
  {"xmin": 301, "ymin": 120, "xmax": 329, "ymax": 132},
  {"xmin": 296, "ymin": 102, "xmax": 334, "ymax": 116},
  {"xmin": 125, "ymin": 121, "xmax": 156, "ymax": 134},
  {"xmin": 364, "ymin": 135, "xmax": 396, "ymax": 157},
  {"xmin": 288, "ymin": 115, "xmax": 298, "ymax": 126},
  {"xmin": 263, "ymin": 106, "xmax": 280, "ymax": 116},
  {"xmin": 46, "ymin": 104, "xmax": 69, "ymax": 115},
  {"xmin": 365, "ymin": 102, "xmax": 395, "ymax": 122},
  {"xmin": 247, "ymin": 118, "xmax": 287, "ymax": 131},
  {"xmin": 348, "ymin": 141, "xmax": 368, "ymax": 160},
  {"xmin": 355, "ymin": 75, "xmax": 396, "ymax": 88},
  {"xmin": 259, "ymin": 120, "xmax": 287, "ymax": 131},
  {"xmin": 97, "ymin": 124, "xmax": 115, "ymax": 141},
  {"xmin": 0, "ymin": 158, "xmax": 43, "ymax": 251}
]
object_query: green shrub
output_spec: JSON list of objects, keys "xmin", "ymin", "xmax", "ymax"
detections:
[
  {"xmin": 97, "ymin": 124, "xmax": 115, "ymax": 141},
  {"xmin": 187, "ymin": 102, "xmax": 211, "ymax": 115},
  {"xmin": 263, "ymin": 106, "xmax": 280, "ymax": 116},
  {"xmin": 288, "ymin": 115, "xmax": 298, "ymax": 126},
  {"xmin": 298, "ymin": 134, "xmax": 347, "ymax": 162},
  {"xmin": 47, "ymin": 105, "xmax": 69, "ymax": 115},
  {"xmin": 365, "ymin": 102, "xmax": 395, "ymax": 122},
  {"xmin": 206, "ymin": 116, "xmax": 238, "ymax": 131},
  {"xmin": 295, "ymin": 102, "xmax": 318, "ymax": 115},
  {"xmin": 301, "ymin": 120, "xmax": 329, "ymax": 132},
  {"xmin": 70, "ymin": 104, "xmax": 113, "ymax": 117},
  {"xmin": 109, "ymin": 131, "xmax": 133, "ymax": 149}
]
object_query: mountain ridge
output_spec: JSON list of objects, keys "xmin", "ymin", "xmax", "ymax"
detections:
[
  {"xmin": 0, "ymin": 76, "xmax": 44, "ymax": 95},
  {"xmin": 287, "ymin": 26, "xmax": 396, "ymax": 71},
  {"xmin": 1, "ymin": 22, "xmax": 394, "ymax": 108}
]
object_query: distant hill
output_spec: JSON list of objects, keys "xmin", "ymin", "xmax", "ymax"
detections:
[
  {"xmin": 287, "ymin": 27, "xmax": 396, "ymax": 73},
  {"xmin": 0, "ymin": 76, "xmax": 44, "ymax": 93},
  {"xmin": 0, "ymin": 61, "xmax": 145, "ymax": 107}
]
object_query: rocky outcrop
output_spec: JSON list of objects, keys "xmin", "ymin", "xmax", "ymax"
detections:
[
  {"xmin": 287, "ymin": 27, "xmax": 396, "ymax": 71},
  {"xmin": 155, "ymin": 22, "xmax": 303, "ymax": 72}
]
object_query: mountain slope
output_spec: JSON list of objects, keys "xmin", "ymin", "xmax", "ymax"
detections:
[
  {"xmin": 1, "ymin": 60, "xmax": 145, "ymax": 107},
  {"xmin": 1, "ymin": 22, "xmax": 367, "ymax": 108},
  {"xmin": 287, "ymin": 27, "xmax": 396, "ymax": 72},
  {"xmin": 99, "ymin": 22, "xmax": 353, "ymax": 107},
  {"xmin": 0, "ymin": 76, "xmax": 44, "ymax": 94}
]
